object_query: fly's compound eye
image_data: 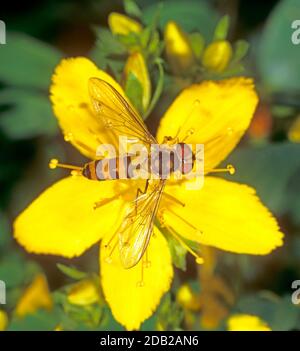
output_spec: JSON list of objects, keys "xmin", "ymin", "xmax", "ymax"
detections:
[{"xmin": 176, "ymin": 143, "xmax": 194, "ymax": 174}]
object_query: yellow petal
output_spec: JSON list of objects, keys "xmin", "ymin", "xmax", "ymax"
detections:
[
  {"xmin": 15, "ymin": 274, "xmax": 53, "ymax": 317},
  {"xmin": 163, "ymin": 177, "xmax": 283, "ymax": 255},
  {"xmin": 0, "ymin": 310, "xmax": 8, "ymax": 331},
  {"xmin": 50, "ymin": 57, "xmax": 124, "ymax": 159},
  {"xmin": 202, "ymin": 40, "xmax": 232, "ymax": 72},
  {"xmin": 164, "ymin": 21, "xmax": 195, "ymax": 73},
  {"xmin": 123, "ymin": 51, "xmax": 151, "ymax": 111},
  {"xmin": 108, "ymin": 12, "xmax": 142, "ymax": 35},
  {"xmin": 227, "ymin": 314, "xmax": 271, "ymax": 331},
  {"xmin": 67, "ymin": 279, "xmax": 100, "ymax": 306},
  {"xmin": 14, "ymin": 176, "xmax": 125, "ymax": 258},
  {"xmin": 100, "ymin": 227, "xmax": 173, "ymax": 330},
  {"xmin": 156, "ymin": 78, "xmax": 258, "ymax": 172}
]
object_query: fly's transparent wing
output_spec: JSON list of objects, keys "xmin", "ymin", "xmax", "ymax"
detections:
[
  {"xmin": 118, "ymin": 179, "xmax": 166, "ymax": 268},
  {"xmin": 88, "ymin": 78, "xmax": 156, "ymax": 148}
]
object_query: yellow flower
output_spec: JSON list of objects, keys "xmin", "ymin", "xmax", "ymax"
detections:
[
  {"xmin": 176, "ymin": 284, "xmax": 200, "ymax": 311},
  {"xmin": 227, "ymin": 314, "xmax": 271, "ymax": 331},
  {"xmin": 108, "ymin": 12, "xmax": 142, "ymax": 36},
  {"xmin": 288, "ymin": 115, "xmax": 300, "ymax": 142},
  {"xmin": 122, "ymin": 51, "xmax": 151, "ymax": 112},
  {"xmin": 164, "ymin": 21, "xmax": 195, "ymax": 73},
  {"xmin": 14, "ymin": 57, "xmax": 283, "ymax": 330},
  {"xmin": 202, "ymin": 40, "xmax": 232, "ymax": 72},
  {"xmin": 0, "ymin": 310, "xmax": 8, "ymax": 331},
  {"xmin": 15, "ymin": 274, "xmax": 53, "ymax": 317}
]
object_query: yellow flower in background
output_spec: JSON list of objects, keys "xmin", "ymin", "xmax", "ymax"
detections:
[
  {"xmin": 14, "ymin": 57, "xmax": 283, "ymax": 329},
  {"xmin": 0, "ymin": 310, "xmax": 8, "ymax": 331},
  {"xmin": 288, "ymin": 115, "xmax": 300, "ymax": 142},
  {"xmin": 202, "ymin": 40, "xmax": 232, "ymax": 73},
  {"xmin": 164, "ymin": 21, "xmax": 195, "ymax": 73},
  {"xmin": 108, "ymin": 12, "xmax": 142, "ymax": 36},
  {"xmin": 227, "ymin": 314, "xmax": 271, "ymax": 331},
  {"xmin": 15, "ymin": 274, "xmax": 53, "ymax": 317},
  {"xmin": 123, "ymin": 51, "xmax": 151, "ymax": 112},
  {"xmin": 197, "ymin": 248, "xmax": 234, "ymax": 329}
]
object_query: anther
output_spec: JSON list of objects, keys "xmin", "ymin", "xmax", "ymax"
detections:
[
  {"xmin": 193, "ymin": 99, "xmax": 200, "ymax": 106},
  {"xmin": 105, "ymin": 256, "xmax": 113, "ymax": 264},
  {"xmin": 49, "ymin": 159, "xmax": 58, "ymax": 169},
  {"xmin": 64, "ymin": 132, "xmax": 73, "ymax": 142},
  {"xmin": 136, "ymin": 281, "xmax": 145, "ymax": 287},
  {"xmin": 227, "ymin": 127, "xmax": 234, "ymax": 135},
  {"xmin": 196, "ymin": 257, "xmax": 204, "ymax": 265},
  {"xmin": 143, "ymin": 260, "xmax": 151, "ymax": 268},
  {"xmin": 226, "ymin": 164, "xmax": 235, "ymax": 175}
]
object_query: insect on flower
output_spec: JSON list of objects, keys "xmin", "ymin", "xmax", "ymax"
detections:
[{"xmin": 50, "ymin": 77, "xmax": 210, "ymax": 269}]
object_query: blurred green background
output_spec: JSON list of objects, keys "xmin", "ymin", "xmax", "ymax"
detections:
[{"xmin": 1, "ymin": 0, "xmax": 300, "ymax": 331}]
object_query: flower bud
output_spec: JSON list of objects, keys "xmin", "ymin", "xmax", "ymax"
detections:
[
  {"xmin": 108, "ymin": 12, "xmax": 142, "ymax": 36},
  {"xmin": 15, "ymin": 274, "xmax": 53, "ymax": 317},
  {"xmin": 202, "ymin": 40, "xmax": 232, "ymax": 72},
  {"xmin": 164, "ymin": 21, "xmax": 195, "ymax": 74},
  {"xmin": 67, "ymin": 279, "xmax": 100, "ymax": 306},
  {"xmin": 123, "ymin": 51, "xmax": 151, "ymax": 112},
  {"xmin": 176, "ymin": 284, "xmax": 200, "ymax": 311}
]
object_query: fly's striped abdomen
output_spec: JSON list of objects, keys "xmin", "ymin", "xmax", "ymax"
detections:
[
  {"xmin": 83, "ymin": 156, "xmax": 133, "ymax": 181},
  {"xmin": 82, "ymin": 143, "xmax": 195, "ymax": 181}
]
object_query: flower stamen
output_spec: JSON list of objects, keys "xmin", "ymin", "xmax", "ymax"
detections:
[
  {"xmin": 167, "ymin": 226, "xmax": 204, "ymax": 265},
  {"xmin": 208, "ymin": 164, "xmax": 235, "ymax": 175},
  {"xmin": 49, "ymin": 159, "xmax": 83, "ymax": 172}
]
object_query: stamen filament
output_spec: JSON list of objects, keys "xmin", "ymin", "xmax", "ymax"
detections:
[{"xmin": 49, "ymin": 159, "xmax": 83, "ymax": 171}]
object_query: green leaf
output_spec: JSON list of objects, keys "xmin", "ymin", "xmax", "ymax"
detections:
[
  {"xmin": 213, "ymin": 15, "xmax": 230, "ymax": 41},
  {"xmin": 8, "ymin": 308, "xmax": 61, "ymax": 331},
  {"xmin": 124, "ymin": 0, "xmax": 142, "ymax": 18},
  {"xmin": 57, "ymin": 263, "xmax": 87, "ymax": 280},
  {"xmin": 189, "ymin": 32, "xmax": 205, "ymax": 59},
  {"xmin": 167, "ymin": 234, "xmax": 187, "ymax": 271},
  {"xmin": 0, "ymin": 32, "xmax": 62, "ymax": 90},
  {"xmin": 237, "ymin": 293, "xmax": 300, "ymax": 331},
  {"xmin": 0, "ymin": 88, "xmax": 58, "ymax": 139},
  {"xmin": 144, "ymin": 58, "xmax": 164, "ymax": 119},
  {"xmin": 124, "ymin": 72, "xmax": 144, "ymax": 114},
  {"xmin": 0, "ymin": 212, "xmax": 11, "ymax": 248},
  {"xmin": 232, "ymin": 40, "xmax": 249, "ymax": 63},
  {"xmin": 258, "ymin": 0, "xmax": 300, "ymax": 93},
  {"xmin": 142, "ymin": 0, "xmax": 218, "ymax": 41},
  {"xmin": 0, "ymin": 253, "xmax": 26, "ymax": 288}
]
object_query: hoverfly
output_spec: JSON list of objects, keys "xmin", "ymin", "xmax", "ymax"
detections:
[{"xmin": 74, "ymin": 78, "xmax": 196, "ymax": 268}]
